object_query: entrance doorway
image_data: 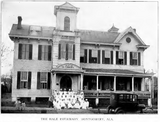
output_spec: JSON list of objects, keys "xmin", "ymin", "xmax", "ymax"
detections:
[{"xmin": 60, "ymin": 75, "xmax": 72, "ymax": 91}]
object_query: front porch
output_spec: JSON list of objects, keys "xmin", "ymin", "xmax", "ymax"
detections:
[{"xmin": 80, "ymin": 68, "xmax": 153, "ymax": 107}]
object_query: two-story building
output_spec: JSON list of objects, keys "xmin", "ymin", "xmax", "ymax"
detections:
[{"xmin": 9, "ymin": 2, "xmax": 153, "ymax": 107}]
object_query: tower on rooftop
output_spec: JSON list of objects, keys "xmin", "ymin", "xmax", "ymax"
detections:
[{"xmin": 54, "ymin": 2, "xmax": 79, "ymax": 31}]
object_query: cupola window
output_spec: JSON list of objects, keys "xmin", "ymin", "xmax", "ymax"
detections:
[{"xmin": 64, "ymin": 16, "xmax": 70, "ymax": 31}]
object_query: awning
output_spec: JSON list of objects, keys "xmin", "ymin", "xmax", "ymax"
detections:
[{"xmin": 83, "ymin": 68, "xmax": 154, "ymax": 77}]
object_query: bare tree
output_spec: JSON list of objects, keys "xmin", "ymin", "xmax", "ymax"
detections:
[{"xmin": 1, "ymin": 42, "xmax": 12, "ymax": 61}]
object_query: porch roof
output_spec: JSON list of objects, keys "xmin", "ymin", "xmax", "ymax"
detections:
[{"xmin": 83, "ymin": 68, "xmax": 153, "ymax": 77}]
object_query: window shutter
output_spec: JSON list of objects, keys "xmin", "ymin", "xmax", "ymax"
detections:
[
  {"xmin": 138, "ymin": 52, "xmax": 141, "ymax": 66},
  {"xmin": 17, "ymin": 71, "xmax": 21, "ymax": 89},
  {"xmin": 37, "ymin": 72, "xmax": 41, "ymax": 89},
  {"xmin": 111, "ymin": 51, "xmax": 113, "ymax": 64},
  {"xmin": 116, "ymin": 51, "xmax": 118, "ymax": 64},
  {"xmin": 18, "ymin": 44, "xmax": 22, "ymax": 59},
  {"xmin": 58, "ymin": 43, "xmax": 61, "ymax": 59},
  {"xmin": 84, "ymin": 49, "xmax": 87, "ymax": 63},
  {"xmin": 48, "ymin": 45, "xmax": 52, "ymax": 61},
  {"xmin": 98, "ymin": 50, "xmax": 100, "ymax": 64},
  {"xmin": 73, "ymin": 44, "xmax": 75, "ymax": 60},
  {"xmin": 130, "ymin": 52, "xmax": 132, "ymax": 65},
  {"xmin": 28, "ymin": 72, "xmax": 32, "ymax": 89},
  {"xmin": 29, "ymin": 44, "xmax": 32, "ymax": 60},
  {"xmin": 47, "ymin": 72, "xmax": 51, "ymax": 89},
  {"xmin": 38, "ymin": 45, "xmax": 42, "ymax": 60},
  {"xmin": 124, "ymin": 52, "xmax": 127, "ymax": 65},
  {"xmin": 66, "ymin": 43, "xmax": 68, "ymax": 60},
  {"xmin": 102, "ymin": 50, "xmax": 105, "ymax": 64},
  {"xmin": 89, "ymin": 50, "xmax": 92, "ymax": 63}
]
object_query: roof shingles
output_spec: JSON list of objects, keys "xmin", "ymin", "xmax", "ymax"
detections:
[{"xmin": 9, "ymin": 24, "xmax": 119, "ymax": 43}]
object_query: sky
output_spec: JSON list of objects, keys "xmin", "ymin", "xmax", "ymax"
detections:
[{"xmin": 1, "ymin": 1, "xmax": 158, "ymax": 75}]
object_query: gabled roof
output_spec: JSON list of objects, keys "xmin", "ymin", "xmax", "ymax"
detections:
[
  {"xmin": 59, "ymin": 2, "xmax": 78, "ymax": 9},
  {"xmin": 54, "ymin": 2, "xmax": 79, "ymax": 15},
  {"xmin": 114, "ymin": 26, "xmax": 146, "ymax": 45}
]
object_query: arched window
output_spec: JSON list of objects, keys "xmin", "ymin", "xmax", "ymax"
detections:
[{"xmin": 64, "ymin": 16, "xmax": 70, "ymax": 31}]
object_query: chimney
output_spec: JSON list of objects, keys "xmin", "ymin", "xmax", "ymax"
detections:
[
  {"xmin": 133, "ymin": 28, "xmax": 136, "ymax": 32},
  {"xmin": 17, "ymin": 16, "xmax": 22, "ymax": 29}
]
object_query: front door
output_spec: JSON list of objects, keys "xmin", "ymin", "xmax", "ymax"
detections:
[{"xmin": 60, "ymin": 75, "xmax": 72, "ymax": 91}]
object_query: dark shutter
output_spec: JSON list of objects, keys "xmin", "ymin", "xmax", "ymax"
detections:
[
  {"xmin": 116, "ymin": 51, "xmax": 119, "ymax": 64},
  {"xmin": 89, "ymin": 50, "xmax": 92, "ymax": 63},
  {"xmin": 84, "ymin": 49, "xmax": 87, "ymax": 63},
  {"xmin": 73, "ymin": 44, "xmax": 75, "ymax": 60},
  {"xmin": 124, "ymin": 52, "xmax": 127, "ymax": 65},
  {"xmin": 111, "ymin": 51, "xmax": 113, "ymax": 64},
  {"xmin": 98, "ymin": 50, "xmax": 100, "ymax": 64},
  {"xmin": 29, "ymin": 44, "xmax": 32, "ymax": 60},
  {"xmin": 38, "ymin": 45, "xmax": 42, "ymax": 60},
  {"xmin": 47, "ymin": 72, "xmax": 51, "ymax": 89},
  {"xmin": 130, "ymin": 52, "xmax": 132, "ymax": 65},
  {"xmin": 17, "ymin": 71, "xmax": 21, "ymax": 89},
  {"xmin": 66, "ymin": 43, "xmax": 68, "ymax": 60},
  {"xmin": 48, "ymin": 45, "xmax": 52, "ymax": 61},
  {"xmin": 28, "ymin": 72, "xmax": 31, "ymax": 89},
  {"xmin": 102, "ymin": 50, "xmax": 105, "ymax": 64},
  {"xmin": 37, "ymin": 72, "xmax": 41, "ymax": 89},
  {"xmin": 138, "ymin": 52, "xmax": 141, "ymax": 66},
  {"xmin": 58, "ymin": 43, "xmax": 61, "ymax": 59},
  {"xmin": 18, "ymin": 44, "xmax": 22, "ymax": 59}
]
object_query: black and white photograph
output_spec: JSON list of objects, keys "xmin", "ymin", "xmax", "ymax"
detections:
[{"xmin": 0, "ymin": 0, "xmax": 158, "ymax": 122}]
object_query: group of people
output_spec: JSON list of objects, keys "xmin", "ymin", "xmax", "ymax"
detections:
[
  {"xmin": 15, "ymin": 99, "xmax": 26, "ymax": 110},
  {"xmin": 49, "ymin": 90, "xmax": 89, "ymax": 110}
]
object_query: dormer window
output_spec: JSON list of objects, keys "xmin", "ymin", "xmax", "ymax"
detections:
[
  {"xmin": 30, "ymin": 26, "xmax": 41, "ymax": 36},
  {"xmin": 64, "ymin": 16, "xmax": 70, "ymax": 31}
]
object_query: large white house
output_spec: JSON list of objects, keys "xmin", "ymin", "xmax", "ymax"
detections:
[{"xmin": 9, "ymin": 2, "xmax": 153, "ymax": 107}]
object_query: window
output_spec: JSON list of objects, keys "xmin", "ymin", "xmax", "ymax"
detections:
[
  {"xmin": 116, "ymin": 51, "xmax": 127, "ymax": 65},
  {"xmin": 18, "ymin": 44, "xmax": 32, "ymax": 60},
  {"xmin": 64, "ymin": 16, "xmax": 70, "ymax": 31},
  {"xmin": 58, "ymin": 42, "xmax": 75, "ymax": 60},
  {"xmin": 40, "ymin": 72, "xmax": 48, "ymax": 89},
  {"xmin": 130, "ymin": 52, "xmax": 141, "ymax": 66},
  {"xmin": 89, "ymin": 49, "xmax": 100, "ymax": 63},
  {"xmin": 80, "ymin": 49, "xmax": 87, "ymax": 63},
  {"xmin": 37, "ymin": 72, "xmax": 51, "ymax": 89},
  {"xmin": 17, "ymin": 71, "xmax": 32, "ymax": 89},
  {"xmin": 102, "ymin": 50, "xmax": 113, "ymax": 64},
  {"xmin": 38, "ymin": 45, "xmax": 52, "ymax": 61}
]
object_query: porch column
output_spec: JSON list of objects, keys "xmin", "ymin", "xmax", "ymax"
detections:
[
  {"xmin": 148, "ymin": 77, "xmax": 152, "ymax": 92},
  {"xmin": 80, "ymin": 74, "xmax": 83, "ymax": 91},
  {"xmin": 96, "ymin": 75, "xmax": 99, "ymax": 106},
  {"xmin": 96, "ymin": 75, "xmax": 99, "ymax": 90},
  {"xmin": 52, "ymin": 73, "xmax": 56, "ymax": 90},
  {"xmin": 114, "ymin": 76, "xmax": 116, "ymax": 91},
  {"xmin": 141, "ymin": 77, "xmax": 145, "ymax": 91},
  {"xmin": 113, "ymin": 50, "xmax": 116, "ymax": 65},
  {"xmin": 132, "ymin": 76, "xmax": 134, "ymax": 92}
]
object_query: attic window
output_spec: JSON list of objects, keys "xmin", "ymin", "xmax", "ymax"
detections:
[
  {"xmin": 126, "ymin": 37, "xmax": 131, "ymax": 43},
  {"xmin": 30, "ymin": 26, "xmax": 41, "ymax": 36}
]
